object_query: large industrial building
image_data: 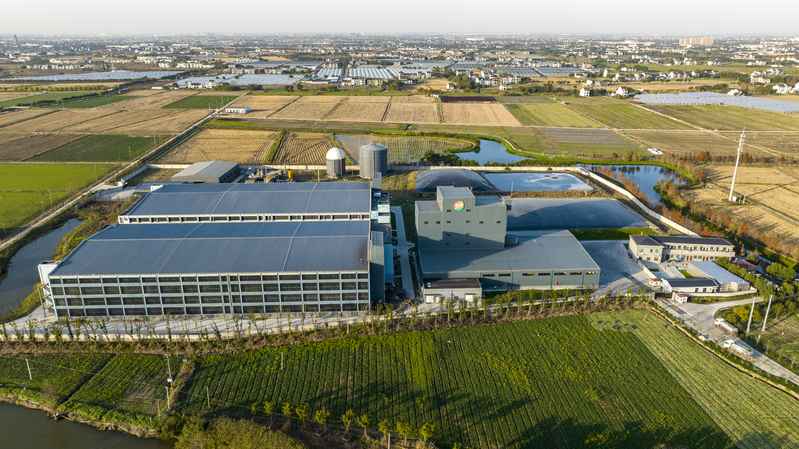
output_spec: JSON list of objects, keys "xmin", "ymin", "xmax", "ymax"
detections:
[
  {"xmin": 415, "ymin": 186, "xmax": 600, "ymax": 294},
  {"xmin": 39, "ymin": 181, "xmax": 391, "ymax": 318}
]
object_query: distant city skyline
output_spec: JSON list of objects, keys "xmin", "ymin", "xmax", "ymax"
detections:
[{"xmin": 2, "ymin": 0, "xmax": 798, "ymax": 36}]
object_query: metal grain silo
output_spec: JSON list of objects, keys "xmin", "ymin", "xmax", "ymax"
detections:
[
  {"xmin": 359, "ymin": 143, "xmax": 388, "ymax": 179},
  {"xmin": 325, "ymin": 147, "xmax": 347, "ymax": 178}
]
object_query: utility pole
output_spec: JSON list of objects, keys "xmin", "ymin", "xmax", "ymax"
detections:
[
  {"xmin": 728, "ymin": 130, "xmax": 745, "ymax": 202},
  {"xmin": 165, "ymin": 385, "xmax": 171, "ymax": 409},
  {"xmin": 165, "ymin": 355, "xmax": 173, "ymax": 383},
  {"xmin": 206, "ymin": 386, "xmax": 211, "ymax": 409},
  {"xmin": 25, "ymin": 358, "xmax": 32, "ymax": 381},
  {"xmin": 745, "ymin": 295, "xmax": 757, "ymax": 336},
  {"xmin": 758, "ymin": 294, "xmax": 774, "ymax": 343}
]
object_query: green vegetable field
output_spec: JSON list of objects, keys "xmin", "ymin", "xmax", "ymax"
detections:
[
  {"xmin": 0, "ymin": 163, "xmax": 115, "ymax": 232},
  {"xmin": 32, "ymin": 134, "xmax": 166, "ymax": 162},
  {"xmin": 165, "ymin": 95, "xmax": 238, "ymax": 110}
]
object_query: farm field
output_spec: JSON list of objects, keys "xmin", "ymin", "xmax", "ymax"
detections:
[
  {"xmin": 504, "ymin": 101, "xmax": 602, "ymax": 127},
  {"xmin": 540, "ymin": 128, "xmax": 642, "ymax": 157},
  {"xmin": 51, "ymin": 94, "xmax": 132, "ymax": 109},
  {"xmin": 110, "ymin": 109, "xmax": 208, "ymax": 135},
  {"xmin": 226, "ymin": 95, "xmax": 297, "ymax": 118},
  {"xmin": 326, "ymin": 97, "xmax": 390, "ymax": 122},
  {"xmin": 0, "ymin": 163, "xmax": 115, "ymax": 232},
  {"xmin": 31, "ymin": 134, "xmax": 167, "ymax": 162},
  {"xmin": 270, "ymin": 96, "xmax": 344, "ymax": 120},
  {"xmin": 0, "ymin": 353, "xmax": 111, "ymax": 407},
  {"xmin": 650, "ymin": 105, "xmax": 799, "ymax": 131},
  {"xmin": 621, "ymin": 130, "xmax": 767, "ymax": 158},
  {"xmin": 441, "ymin": 102, "xmax": 521, "ymax": 126},
  {"xmin": 62, "ymin": 354, "xmax": 180, "ymax": 419},
  {"xmin": 0, "ymin": 109, "xmax": 54, "ymax": 128},
  {"xmin": 384, "ymin": 97, "xmax": 439, "ymax": 123},
  {"xmin": 335, "ymin": 134, "xmax": 474, "ymax": 163},
  {"xmin": 0, "ymin": 91, "xmax": 101, "ymax": 108},
  {"xmin": 165, "ymin": 95, "xmax": 238, "ymax": 110},
  {"xmin": 160, "ymin": 128, "xmax": 278, "ymax": 164},
  {"xmin": 689, "ymin": 164, "xmax": 799, "ymax": 241},
  {"xmin": 564, "ymin": 98, "xmax": 689, "ymax": 129},
  {"xmin": 271, "ymin": 132, "xmax": 332, "ymax": 164},
  {"xmin": 756, "ymin": 315, "xmax": 799, "ymax": 363},
  {"xmin": 179, "ymin": 312, "xmax": 737, "ymax": 449},
  {"xmin": 720, "ymin": 131, "xmax": 799, "ymax": 158},
  {"xmin": 0, "ymin": 133, "xmax": 81, "ymax": 160},
  {"xmin": 1, "ymin": 109, "xmax": 118, "ymax": 133},
  {"xmin": 609, "ymin": 311, "xmax": 799, "ymax": 448}
]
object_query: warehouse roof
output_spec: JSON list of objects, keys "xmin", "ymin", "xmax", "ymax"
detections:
[
  {"xmin": 51, "ymin": 221, "xmax": 370, "ymax": 276},
  {"xmin": 688, "ymin": 261, "xmax": 750, "ymax": 287},
  {"xmin": 419, "ymin": 230, "xmax": 599, "ymax": 275},
  {"xmin": 124, "ymin": 182, "xmax": 371, "ymax": 217},
  {"xmin": 662, "ymin": 278, "xmax": 719, "ymax": 288},
  {"xmin": 171, "ymin": 160, "xmax": 238, "ymax": 183}
]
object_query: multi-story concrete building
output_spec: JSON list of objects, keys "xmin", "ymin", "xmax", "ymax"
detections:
[
  {"xmin": 629, "ymin": 235, "xmax": 734, "ymax": 264},
  {"xmin": 415, "ymin": 187, "xmax": 600, "ymax": 293},
  {"xmin": 39, "ymin": 182, "xmax": 390, "ymax": 318}
]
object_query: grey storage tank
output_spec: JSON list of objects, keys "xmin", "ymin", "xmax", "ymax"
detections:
[
  {"xmin": 325, "ymin": 147, "xmax": 347, "ymax": 178},
  {"xmin": 359, "ymin": 143, "xmax": 388, "ymax": 180}
]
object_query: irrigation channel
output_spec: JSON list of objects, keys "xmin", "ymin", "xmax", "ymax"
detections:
[
  {"xmin": 0, "ymin": 219, "xmax": 81, "ymax": 315},
  {"xmin": 581, "ymin": 164, "xmax": 684, "ymax": 207},
  {"xmin": 0, "ymin": 403, "xmax": 170, "ymax": 449}
]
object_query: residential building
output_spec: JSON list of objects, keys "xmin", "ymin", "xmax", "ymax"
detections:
[{"xmin": 629, "ymin": 235, "xmax": 734, "ymax": 264}]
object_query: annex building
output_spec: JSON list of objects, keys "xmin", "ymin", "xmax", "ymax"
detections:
[
  {"xmin": 629, "ymin": 235, "xmax": 734, "ymax": 264},
  {"xmin": 415, "ymin": 187, "xmax": 600, "ymax": 295},
  {"xmin": 39, "ymin": 182, "xmax": 389, "ymax": 318}
]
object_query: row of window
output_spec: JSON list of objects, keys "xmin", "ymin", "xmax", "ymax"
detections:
[
  {"xmin": 52, "ymin": 281, "xmax": 369, "ymax": 296},
  {"xmin": 56, "ymin": 302, "xmax": 369, "ymax": 317},
  {"xmin": 124, "ymin": 213, "xmax": 370, "ymax": 223},
  {"xmin": 53, "ymin": 292, "xmax": 370, "ymax": 307},
  {"xmin": 422, "ymin": 220, "xmax": 502, "ymax": 225},
  {"xmin": 49, "ymin": 272, "xmax": 368, "ymax": 285},
  {"xmin": 482, "ymin": 271, "xmax": 595, "ymax": 278}
]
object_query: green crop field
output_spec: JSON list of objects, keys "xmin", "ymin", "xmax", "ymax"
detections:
[
  {"xmin": 50, "ymin": 94, "xmax": 132, "ymax": 109},
  {"xmin": 610, "ymin": 311, "xmax": 799, "ymax": 448},
  {"xmin": 336, "ymin": 134, "xmax": 475, "ymax": 163},
  {"xmin": 564, "ymin": 98, "xmax": 690, "ymax": 129},
  {"xmin": 0, "ymin": 163, "xmax": 116, "ymax": 231},
  {"xmin": 63, "ymin": 354, "xmax": 180, "ymax": 422},
  {"xmin": 0, "ymin": 91, "xmax": 100, "ymax": 108},
  {"xmin": 166, "ymin": 95, "xmax": 238, "ymax": 109},
  {"xmin": 650, "ymin": 105, "xmax": 799, "ymax": 131},
  {"xmin": 505, "ymin": 101, "xmax": 602, "ymax": 128},
  {"xmin": 0, "ymin": 353, "xmax": 111, "ymax": 406},
  {"xmin": 32, "ymin": 134, "xmax": 167, "ymax": 162},
  {"xmin": 179, "ymin": 313, "xmax": 739, "ymax": 449}
]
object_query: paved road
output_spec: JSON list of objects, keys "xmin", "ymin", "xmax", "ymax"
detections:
[
  {"xmin": 657, "ymin": 297, "xmax": 799, "ymax": 387},
  {"xmin": 391, "ymin": 206, "xmax": 416, "ymax": 300}
]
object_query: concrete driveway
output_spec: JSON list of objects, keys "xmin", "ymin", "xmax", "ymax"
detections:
[{"xmin": 581, "ymin": 240, "xmax": 651, "ymax": 296}]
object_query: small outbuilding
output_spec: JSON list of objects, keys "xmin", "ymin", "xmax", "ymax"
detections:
[
  {"xmin": 661, "ymin": 277, "xmax": 719, "ymax": 294},
  {"xmin": 171, "ymin": 160, "xmax": 240, "ymax": 184},
  {"xmin": 687, "ymin": 261, "xmax": 751, "ymax": 292}
]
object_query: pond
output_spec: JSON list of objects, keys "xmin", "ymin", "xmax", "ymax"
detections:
[
  {"xmin": 0, "ymin": 403, "xmax": 171, "ymax": 449},
  {"xmin": 0, "ymin": 219, "xmax": 81, "ymax": 315},
  {"xmin": 456, "ymin": 140, "xmax": 526, "ymax": 165},
  {"xmin": 582, "ymin": 164, "xmax": 685, "ymax": 207}
]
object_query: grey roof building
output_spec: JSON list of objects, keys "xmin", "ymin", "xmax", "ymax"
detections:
[
  {"xmin": 629, "ymin": 235, "xmax": 735, "ymax": 264},
  {"xmin": 415, "ymin": 187, "xmax": 600, "ymax": 292},
  {"xmin": 171, "ymin": 161, "xmax": 240, "ymax": 184},
  {"xmin": 119, "ymin": 182, "xmax": 373, "ymax": 224}
]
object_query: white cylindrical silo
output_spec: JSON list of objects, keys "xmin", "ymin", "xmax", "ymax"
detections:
[{"xmin": 325, "ymin": 147, "xmax": 347, "ymax": 178}]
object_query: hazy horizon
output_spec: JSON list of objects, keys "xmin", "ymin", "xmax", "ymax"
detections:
[{"xmin": 2, "ymin": 0, "xmax": 799, "ymax": 36}]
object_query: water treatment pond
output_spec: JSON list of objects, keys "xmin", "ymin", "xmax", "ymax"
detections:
[
  {"xmin": 456, "ymin": 140, "xmax": 526, "ymax": 165},
  {"xmin": 0, "ymin": 403, "xmax": 170, "ymax": 449},
  {"xmin": 0, "ymin": 219, "xmax": 80, "ymax": 315},
  {"xmin": 483, "ymin": 172, "xmax": 593, "ymax": 193}
]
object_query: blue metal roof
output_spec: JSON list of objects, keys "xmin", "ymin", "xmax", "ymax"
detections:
[
  {"xmin": 124, "ymin": 182, "xmax": 372, "ymax": 217},
  {"xmin": 51, "ymin": 221, "xmax": 370, "ymax": 276}
]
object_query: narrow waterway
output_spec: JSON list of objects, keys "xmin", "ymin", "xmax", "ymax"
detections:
[
  {"xmin": 0, "ymin": 219, "xmax": 81, "ymax": 314},
  {"xmin": 0, "ymin": 403, "xmax": 171, "ymax": 449},
  {"xmin": 582, "ymin": 164, "xmax": 685, "ymax": 207}
]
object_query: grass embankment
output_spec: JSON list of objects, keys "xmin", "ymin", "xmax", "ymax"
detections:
[
  {"xmin": 32, "ymin": 134, "xmax": 167, "ymax": 162},
  {"xmin": 0, "ymin": 91, "xmax": 101, "ymax": 108},
  {"xmin": 48, "ymin": 94, "xmax": 131, "ymax": 109},
  {"xmin": 570, "ymin": 227, "xmax": 658, "ymax": 240}
]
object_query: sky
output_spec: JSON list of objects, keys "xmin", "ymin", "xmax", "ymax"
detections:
[{"xmin": 2, "ymin": 0, "xmax": 799, "ymax": 36}]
